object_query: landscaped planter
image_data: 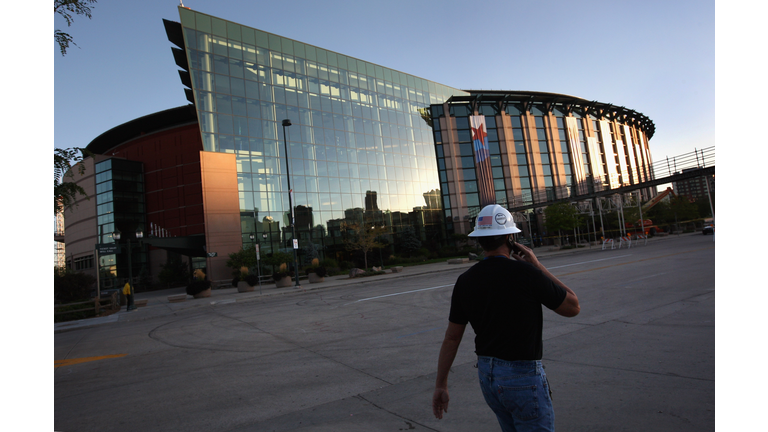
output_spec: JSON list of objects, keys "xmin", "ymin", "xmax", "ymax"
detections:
[
  {"xmin": 193, "ymin": 288, "xmax": 211, "ymax": 299},
  {"xmin": 275, "ymin": 276, "xmax": 293, "ymax": 288},
  {"xmin": 308, "ymin": 273, "xmax": 324, "ymax": 283},
  {"xmin": 237, "ymin": 281, "xmax": 255, "ymax": 293}
]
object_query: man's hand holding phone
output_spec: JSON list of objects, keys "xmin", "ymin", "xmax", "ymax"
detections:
[{"xmin": 510, "ymin": 240, "xmax": 540, "ymax": 267}]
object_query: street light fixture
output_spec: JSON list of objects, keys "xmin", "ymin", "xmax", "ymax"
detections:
[{"xmin": 281, "ymin": 119, "xmax": 301, "ymax": 288}]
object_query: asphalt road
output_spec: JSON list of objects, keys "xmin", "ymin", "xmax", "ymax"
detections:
[{"xmin": 54, "ymin": 234, "xmax": 715, "ymax": 431}]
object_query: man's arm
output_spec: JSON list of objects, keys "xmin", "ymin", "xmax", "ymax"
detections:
[
  {"xmin": 539, "ymin": 265, "xmax": 580, "ymax": 317},
  {"xmin": 432, "ymin": 321, "xmax": 466, "ymax": 419},
  {"xmin": 512, "ymin": 242, "xmax": 580, "ymax": 317}
]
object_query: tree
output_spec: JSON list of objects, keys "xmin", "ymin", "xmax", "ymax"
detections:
[
  {"xmin": 55, "ymin": 0, "xmax": 97, "ymax": 56},
  {"xmin": 451, "ymin": 233, "xmax": 469, "ymax": 250},
  {"xmin": 302, "ymin": 241, "xmax": 321, "ymax": 262},
  {"xmin": 398, "ymin": 225, "xmax": 422, "ymax": 257},
  {"xmin": 544, "ymin": 202, "xmax": 581, "ymax": 244},
  {"xmin": 262, "ymin": 251, "xmax": 294, "ymax": 271},
  {"xmin": 344, "ymin": 224, "xmax": 386, "ymax": 269},
  {"xmin": 55, "ymin": 147, "xmax": 90, "ymax": 215},
  {"xmin": 225, "ymin": 247, "xmax": 259, "ymax": 273},
  {"xmin": 695, "ymin": 198, "xmax": 714, "ymax": 219},
  {"xmin": 647, "ymin": 196, "xmax": 699, "ymax": 228},
  {"xmin": 54, "ymin": 268, "xmax": 96, "ymax": 303},
  {"xmin": 669, "ymin": 196, "xmax": 699, "ymax": 223}
]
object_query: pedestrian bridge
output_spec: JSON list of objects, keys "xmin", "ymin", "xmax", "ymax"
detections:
[{"xmin": 505, "ymin": 146, "xmax": 714, "ymax": 213}]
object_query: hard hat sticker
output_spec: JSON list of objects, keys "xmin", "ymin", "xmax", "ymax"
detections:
[
  {"xmin": 495, "ymin": 213, "xmax": 507, "ymax": 225},
  {"xmin": 477, "ymin": 216, "xmax": 492, "ymax": 227}
]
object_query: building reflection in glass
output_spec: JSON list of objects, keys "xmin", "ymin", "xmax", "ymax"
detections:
[{"xmin": 176, "ymin": 8, "xmax": 465, "ymax": 265}]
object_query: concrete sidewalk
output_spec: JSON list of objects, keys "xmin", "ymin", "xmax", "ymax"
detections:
[{"xmin": 54, "ymin": 233, "xmax": 694, "ymax": 333}]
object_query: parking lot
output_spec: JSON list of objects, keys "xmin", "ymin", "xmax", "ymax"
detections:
[{"xmin": 54, "ymin": 234, "xmax": 715, "ymax": 431}]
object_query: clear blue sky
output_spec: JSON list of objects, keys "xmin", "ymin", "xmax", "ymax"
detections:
[{"xmin": 52, "ymin": 0, "xmax": 715, "ymax": 160}]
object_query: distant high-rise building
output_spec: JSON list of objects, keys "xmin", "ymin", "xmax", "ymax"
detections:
[{"xmin": 674, "ymin": 168, "xmax": 715, "ymax": 203}]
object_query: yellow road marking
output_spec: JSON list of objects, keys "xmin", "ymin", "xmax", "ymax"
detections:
[{"xmin": 54, "ymin": 354, "xmax": 127, "ymax": 369}]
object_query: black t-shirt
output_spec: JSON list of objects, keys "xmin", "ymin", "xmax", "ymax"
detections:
[{"xmin": 449, "ymin": 256, "xmax": 567, "ymax": 360}]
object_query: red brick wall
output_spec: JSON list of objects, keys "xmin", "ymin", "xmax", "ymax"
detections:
[{"xmin": 108, "ymin": 123, "xmax": 205, "ymax": 237}]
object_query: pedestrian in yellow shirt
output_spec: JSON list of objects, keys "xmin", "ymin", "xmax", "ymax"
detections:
[{"xmin": 123, "ymin": 280, "xmax": 136, "ymax": 311}]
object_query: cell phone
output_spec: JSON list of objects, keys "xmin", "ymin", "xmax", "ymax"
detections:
[{"xmin": 509, "ymin": 238, "xmax": 524, "ymax": 256}]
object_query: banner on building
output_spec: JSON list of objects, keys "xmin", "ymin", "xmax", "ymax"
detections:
[
  {"xmin": 469, "ymin": 116, "xmax": 496, "ymax": 207},
  {"xmin": 565, "ymin": 117, "xmax": 588, "ymax": 195},
  {"xmin": 599, "ymin": 121, "xmax": 620, "ymax": 189}
]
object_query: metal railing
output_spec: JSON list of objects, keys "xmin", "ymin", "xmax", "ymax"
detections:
[
  {"xmin": 503, "ymin": 147, "xmax": 715, "ymax": 212},
  {"xmin": 54, "ymin": 291, "xmax": 121, "ymax": 321},
  {"xmin": 651, "ymin": 146, "xmax": 715, "ymax": 179}
]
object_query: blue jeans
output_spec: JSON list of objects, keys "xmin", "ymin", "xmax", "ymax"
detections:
[{"xmin": 477, "ymin": 357, "xmax": 555, "ymax": 432}]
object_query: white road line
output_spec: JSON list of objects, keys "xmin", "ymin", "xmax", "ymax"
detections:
[
  {"xmin": 347, "ymin": 255, "xmax": 633, "ymax": 305},
  {"xmin": 347, "ymin": 284, "xmax": 454, "ymax": 305},
  {"xmin": 548, "ymin": 254, "xmax": 633, "ymax": 269}
]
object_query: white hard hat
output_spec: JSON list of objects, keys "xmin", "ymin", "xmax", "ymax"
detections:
[{"xmin": 467, "ymin": 204, "xmax": 521, "ymax": 237}]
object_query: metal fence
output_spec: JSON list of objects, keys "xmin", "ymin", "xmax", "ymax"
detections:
[
  {"xmin": 54, "ymin": 291, "xmax": 121, "ymax": 322},
  {"xmin": 651, "ymin": 146, "xmax": 715, "ymax": 179}
]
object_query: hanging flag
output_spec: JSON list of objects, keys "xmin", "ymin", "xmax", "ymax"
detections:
[{"xmin": 470, "ymin": 116, "xmax": 496, "ymax": 207}]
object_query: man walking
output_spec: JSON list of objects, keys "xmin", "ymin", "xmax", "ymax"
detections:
[{"xmin": 432, "ymin": 204, "xmax": 580, "ymax": 431}]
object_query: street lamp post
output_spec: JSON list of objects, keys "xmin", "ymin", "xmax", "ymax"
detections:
[
  {"xmin": 281, "ymin": 119, "xmax": 301, "ymax": 288},
  {"xmin": 112, "ymin": 227, "xmax": 143, "ymax": 311},
  {"xmin": 250, "ymin": 232, "xmax": 263, "ymax": 293}
]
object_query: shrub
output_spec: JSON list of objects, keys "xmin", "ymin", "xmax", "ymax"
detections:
[
  {"xmin": 263, "ymin": 252, "xmax": 293, "ymax": 269},
  {"xmin": 193, "ymin": 269, "xmax": 206, "ymax": 281},
  {"xmin": 320, "ymin": 258, "xmax": 338, "ymax": 268},
  {"xmin": 244, "ymin": 273, "xmax": 259, "ymax": 287},
  {"xmin": 272, "ymin": 270, "xmax": 293, "ymax": 281},
  {"xmin": 325, "ymin": 267, "xmax": 343, "ymax": 276},
  {"xmin": 305, "ymin": 258, "xmax": 327, "ymax": 278},
  {"xmin": 54, "ymin": 270, "xmax": 96, "ymax": 303},
  {"xmin": 272, "ymin": 263, "xmax": 293, "ymax": 281},
  {"xmin": 186, "ymin": 279, "xmax": 211, "ymax": 296},
  {"xmin": 226, "ymin": 248, "xmax": 258, "ymax": 273},
  {"xmin": 306, "ymin": 265, "xmax": 327, "ymax": 277}
]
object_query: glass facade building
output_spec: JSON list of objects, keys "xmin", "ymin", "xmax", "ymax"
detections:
[{"xmin": 170, "ymin": 8, "xmax": 467, "ymax": 261}]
